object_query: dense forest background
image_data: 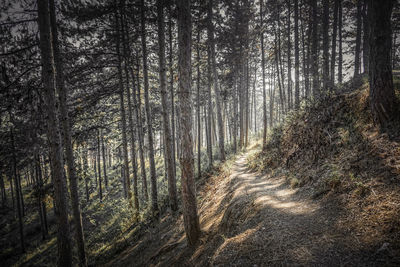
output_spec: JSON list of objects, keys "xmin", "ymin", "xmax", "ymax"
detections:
[{"xmin": 1, "ymin": 0, "xmax": 400, "ymax": 266}]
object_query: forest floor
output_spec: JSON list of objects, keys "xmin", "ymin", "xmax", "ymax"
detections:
[
  {"xmin": 108, "ymin": 80, "xmax": 400, "ymax": 266},
  {"xmin": 107, "ymin": 148, "xmax": 398, "ymax": 266}
]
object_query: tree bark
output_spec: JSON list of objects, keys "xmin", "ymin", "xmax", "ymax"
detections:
[
  {"xmin": 338, "ymin": 0, "xmax": 343, "ymax": 83},
  {"xmin": 101, "ymin": 132, "xmax": 108, "ymax": 189},
  {"xmin": 362, "ymin": 0, "xmax": 369, "ymax": 73},
  {"xmin": 368, "ymin": 0, "xmax": 396, "ymax": 126},
  {"xmin": 207, "ymin": 0, "xmax": 225, "ymax": 161},
  {"xmin": 311, "ymin": 0, "xmax": 320, "ymax": 98},
  {"xmin": 48, "ymin": 0, "xmax": 87, "ymax": 263},
  {"xmin": 177, "ymin": 0, "xmax": 201, "ymax": 246},
  {"xmin": 141, "ymin": 0, "xmax": 159, "ymax": 216},
  {"xmin": 196, "ymin": 26, "xmax": 202, "ymax": 179},
  {"xmin": 354, "ymin": 0, "xmax": 363, "ymax": 77},
  {"xmin": 37, "ymin": 0, "xmax": 72, "ymax": 264},
  {"xmin": 294, "ymin": 0, "xmax": 300, "ymax": 108},
  {"xmin": 322, "ymin": 0, "xmax": 330, "ymax": 92},
  {"xmin": 120, "ymin": 1, "xmax": 140, "ymax": 213},
  {"xmin": 260, "ymin": 0, "xmax": 267, "ymax": 149},
  {"xmin": 97, "ymin": 131, "xmax": 103, "ymax": 201},
  {"xmin": 132, "ymin": 61, "xmax": 148, "ymax": 202},
  {"xmin": 168, "ymin": 4, "xmax": 177, "ymax": 178},
  {"xmin": 206, "ymin": 41, "xmax": 213, "ymax": 168},
  {"xmin": 157, "ymin": 0, "xmax": 178, "ymax": 212},
  {"xmin": 331, "ymin": 0, "xmax": 339, "ymax": 86},
  {"xmin": 115, "ymin": 5, "xmax": 133, "ymax": 209},
  {"xmin": 10, "ymin": 128, "xmax": 25, "ymax": 253},
  {"xmin": 287, "ymin": 0, "xmax": 292, "ymax": 110}
]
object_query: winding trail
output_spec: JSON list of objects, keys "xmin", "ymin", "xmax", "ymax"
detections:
[{"xmin": 109, "ymin": 152, "xmax": 393, "ymax": 266}]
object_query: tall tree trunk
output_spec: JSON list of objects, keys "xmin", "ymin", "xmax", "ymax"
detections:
[
  {"xmin": 277, "ymin": 8, "xmax": 287, "ymax": 112},
  {"xmin": 294, "ymin": 0, "xmax": 300, "ymax": 108},
  {"xmin": 9, "ymin": 174, "xmax": 14, "ymax": 210},
  {"xmin": 322, "ymin": 0, "xmax": 330, "ymax": 92},
  {"xmin": 368, "ymin": 0, "xmax": 396, "ymax": 126},
  {"xmin": 83, "ymin": 148, "xmax": 90, "ymax": 203},
  {"xmin": 157, "ymin": 0, "xmax": 178, "ymax": 212},
  {"xmin": 287, "ymin": 0, "xmax": 292, "ymax": 110},
  {"xmin": 120, "ymin": 1, "xmax": 140, "ymax": 213},
  {"xmin": 48, "ymin": 0, "xmax": 87, "ymax": 263},
  {"xmin": 93, "ymin": 153, "xmax": 98, "ymax": 188},
  {"xmin": 331, "ymin": 0, "xmax": 339, "ymax": 86},
  {"xmin": 0, "ymin": 168, "xmax": 6, "ymax": 207},
  {"xmin": 97, "ymin": 131, "xmax": 103, "ymax": 201},
  {"xmin": 354, "ymin": 0, "xmax": 363, "ymax": 77},
  {"xmin": 338, "ymin": 0, "xmax": 343, "ymax": 83},
  {"xmin": 141, "ymin": 0, "xmax": 159, "ymax": 216},
  {"xmin": 115, "ymin": 6, "xmax": 133, "ymax": 209},
  {"xmin": 362, "ymin": 0, "xmax": 369, "ymax": 73},
  {"xmin": 260, "ymin": 0, "xmax": 267, "ymax": 149},
  {"xmin": 311, "ymin": 0, "xmax": 320, "ymax": 98},
  {"xmin": 101, "ymin": 133, "xmax": 108, "ymax": 189},
  {"xmin": 206, "ymin": 41, "xmax": 213, "ymax": 167},
  {"xmin": 252, "ymin": 63, "xmax": 257, "ymax": 134},
  {"xmin": 168, "ymin": 4, "xmax": 177, "ymax": 177},
  {"xmin": 196, "ymin": 27, "xmax": 202, "ymax": 179},
  {"xmin": 177, "ymin": 0, "xmax": 201, "ymax": 246},
  {"xmin": 35, "ymin": 154, "xmax": 48, "ymax": 240},
  {"xmin": 303, "ymin": 2, "xmax": 312, "ymax": 98},
  {"xmin": 133, "ymin": 61, "xmax": 148, "ymax": 202},
  {"xmin": 37, "ymin": 0, "xmax": 72, "ymax": 264},
  {"xmin": 207, "ymin": 0, "xmax": 225, "ymax": 161},
  {"xmin": 10, "ymin": 128, "xmax": 25, "ymax": 253},
  {"xmin": 233, "ymin": 72, "xmax": 238, "ymax": 153}
]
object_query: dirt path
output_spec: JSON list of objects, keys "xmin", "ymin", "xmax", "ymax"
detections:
[{"xmin": 108, "ymin": 153, "xmax": 394, "ymax": 266}]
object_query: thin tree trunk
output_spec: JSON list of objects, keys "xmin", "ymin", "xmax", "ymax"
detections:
[
  {"xmin": 132, "ymin": 61, "xmax": 148, "ymax": 202},
  {"xmin": 115, "ymin": 5, "xmax": 133, "ymax": 209},
  {"xmin": 354, "ymin": 0, "xmax": 362, "ymax": 77},
  {"xmin": 0, "ymin": 168, "xmax": 6, "ymax": 207},
  {"xmin": 157, "ymin": 0, "xmax": 178, "ymax": 212},
  {"xmin": 233, "ymin": 72, "xmax": 238, "ymax": 153},
  {"xmin": 83, "ymin": 148, "xmax": 90, "ymax": 203},
  {"xmin": 10, "ymin": 128, "xmax": 25, "ymax": 253},
  {"xmin": 120, "ymin": 2, "xmax": 140, "ymax": 213},
  {"xmin": 97, "ymin": 131, "xmax": 103, "ymax": 202},
  {"xmin": 362, "ymin": 0, "xmax": 369, "ymax": 74},
  {"xmin": 208, "ymin": 0, "xmax": 225, "ymax": 161},
  {"xmin": 141, "ymin": 0, "xmax": 159, "ymax": 216},
  {"xmin": 338, "ymin": 0, "xmax": 343, "ymax": 83},
  {"xmin": 196, "ymin": 27, "xmax": 202, "ymax": 179},
  {"xmin": 294, "ymin": 0, "xmax": 300, "ymax": 108},
  {"xmin": 206, "ymin": 41, "xmax": 213, "ymax": 167},
  {"xmin": 311, "ymin": 0, "xmax": 320, "ymax": 98},
  {"xmin": 101, "ymin": 133, "xmax": 108, "ymax": 189},
  {"xmin": 322, "ymin": 0, "xmax": 330, "ymax": 92},
  {"xmin": 260, "ymin": 0, "xmax": 267, "ymax": 149},
  {"xmin": 331, "ymin": 0, "xmax": 339, "ymax": 86},
  {"xmin": 35, "ymin": 154, "xmax": 48, "ymax": 240},
  {"xmin": 287, "ymin": 0, "xmax": 292, "ymax": 110},
  {"xmin": 93, "ymin": 153, "xmax": 98, "ymax": 188},
  {"xmin": 168, "ymin": 4, "xmax": 177, "ymax": 177}
]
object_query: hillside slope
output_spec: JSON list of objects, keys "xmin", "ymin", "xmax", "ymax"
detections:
[{"xmin": 108, "ymin": 82, "xmax": 400, "ymax": 266}]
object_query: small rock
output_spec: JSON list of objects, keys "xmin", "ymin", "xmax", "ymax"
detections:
[{"xmin": 377, "ymin": 242, "xmax": 390, "ymax": 253}]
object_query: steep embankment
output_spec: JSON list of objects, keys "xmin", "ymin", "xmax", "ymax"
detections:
[
  {"xmin": 248, "ymin": 80, "xmax": 400, "ymax": 264},
  {"xmin": 108, "ymin": 81, "xmax": 400, "ymax": 266}
]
